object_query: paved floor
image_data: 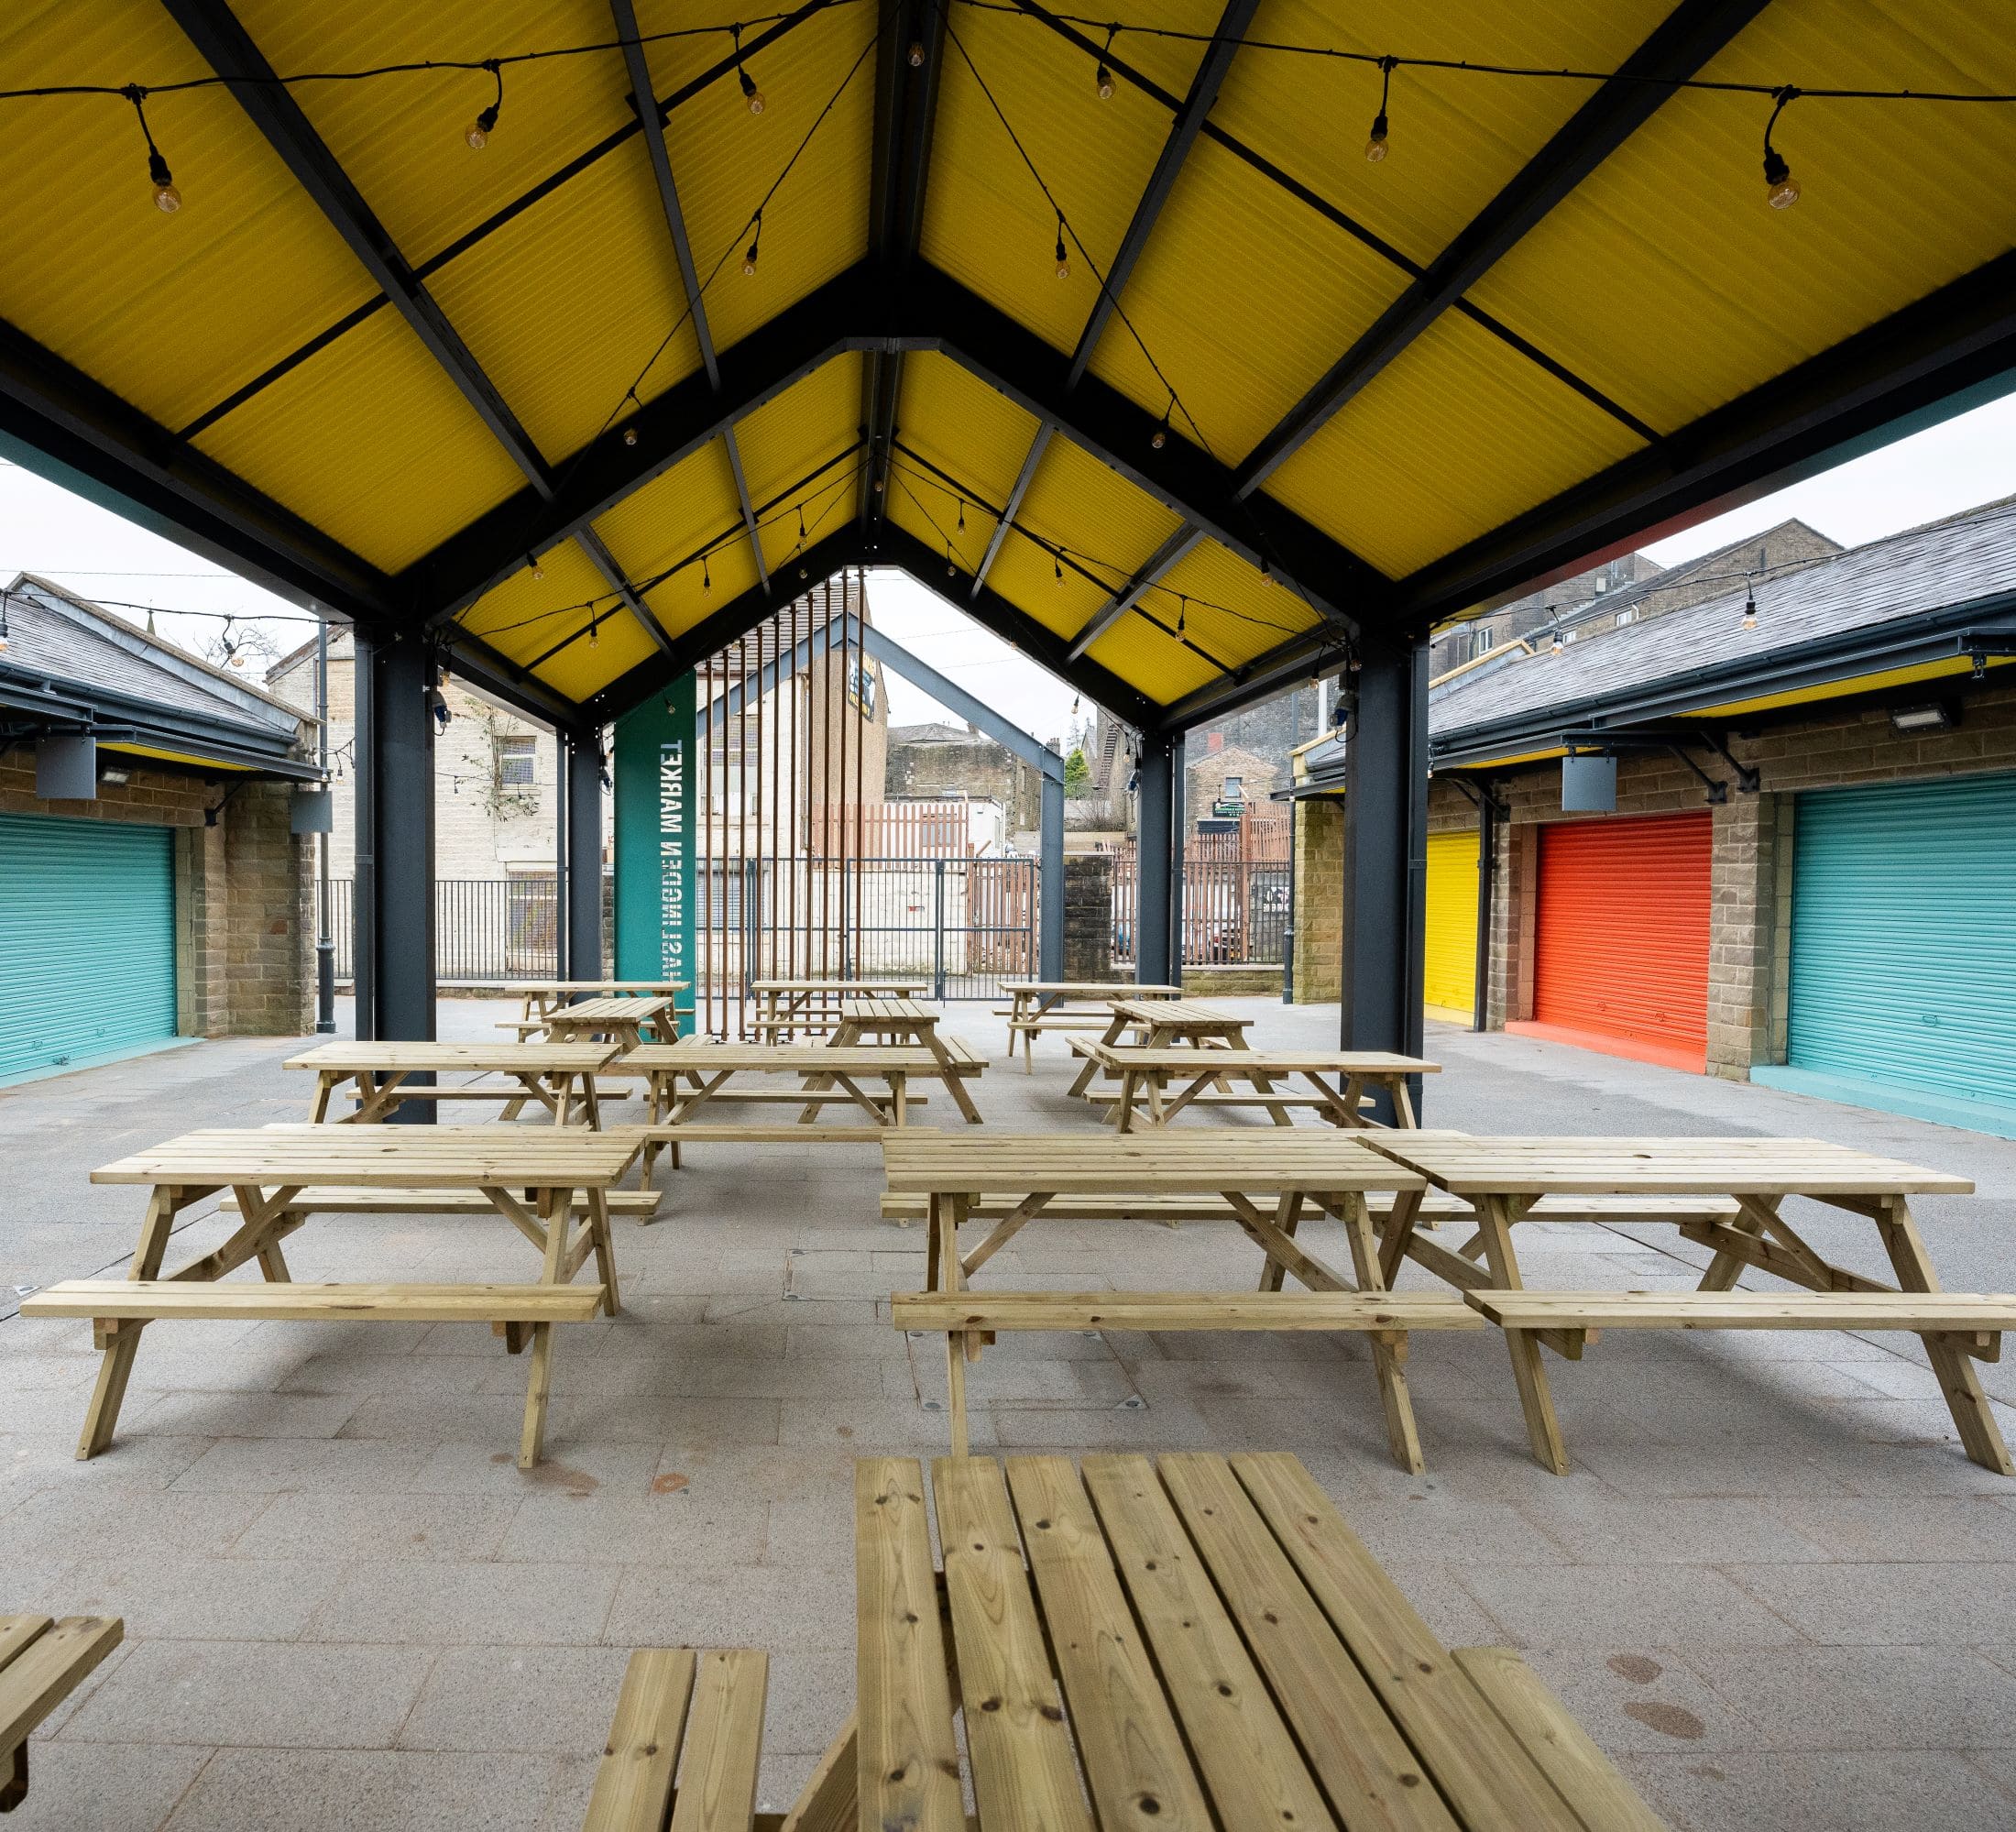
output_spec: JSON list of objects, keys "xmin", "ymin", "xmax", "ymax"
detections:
[{"xmin": 4, "ymin": 999, "xmax": 2015, "ymax": 1830}]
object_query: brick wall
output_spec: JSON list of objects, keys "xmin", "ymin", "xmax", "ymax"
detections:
[
  {"xmin": 0, "ymin": 747, "xmax": 311, "ymax": 1039},
  {"xmin": 1290, "ymin": 796, "xmax": 1342, "ymax": 1004}
]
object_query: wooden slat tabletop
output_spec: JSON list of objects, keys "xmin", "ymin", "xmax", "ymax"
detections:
[
  {"xmin": 1005, "ymin": 982, "xmax": 1183, "ymax": 999},
  {"xmin": 623, "ymin": 1046, "xmax": 950, "ymax": 1072},
  {"xmin": 1364, "ymin": 1134, "xmax": 1973, "ymax": 1196},
  {"xmin": 1108, "ymin": 997, "xmax": 1249, "ymax": 1027},
  {"xmin": 838, "ymin": 997, "xmax": 936, "ymax": 1025},
  {"xmin": 282, "ymin": 1044, "xmax": 618, "ymax": 1073},
  {"xmin": 537, "ymin": 996, "xmax": 672, "ymax": 1026},
  {"xmin": 752, "ymin": 979, "xmax": 930, "ymax": 994},
  {"xmin": 92, "ymin": 1126, "xmax": 642, "ymax": 1188},
  {"xmin": 1098, "ymin": 1048, "xmax": 1441, "ymax": 1074},
  {"xmin": 860, "ymin": 1454, "xmax": 1630, "ymax": 1831},
  {"xmin": 882, "ymin": 1132, "xmax": 1423, "ymax": 1194}
]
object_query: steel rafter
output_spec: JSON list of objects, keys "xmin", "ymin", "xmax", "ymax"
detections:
[
  {"xmin": 163, "ymin": 0, "xmax": 674, "ymax": 659},
  {"xmin": 985, "ymin": 0, "xmax": 1255, "ymax": 620},
  {"xmin": 611, "ymin": 0, "xmax": 767, "ymax": 594},
  {"xmin": 1233, "ymin": 0, "xmax": 1773, "ymax": 494},
  {"xmin": 1067, "ymin": 527, "xmax": 1203, "ymax": 662},
  {"xmin": 861, "ymin": 0, "xmax": 948, "ymax": 534}
]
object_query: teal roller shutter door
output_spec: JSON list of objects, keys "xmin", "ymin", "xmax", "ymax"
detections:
[
  {"xmin": 1786, "ymin": 773, "xmax": 2016, "ymax": 1118},
  {"xmin": 0, "ymin": 814, "xmax": 177, "ymax": 1080}
]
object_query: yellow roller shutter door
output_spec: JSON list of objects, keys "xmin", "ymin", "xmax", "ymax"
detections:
[{"xmin": 1424, "ymin": 829, "xmax": 1479, "ymax": 1021}]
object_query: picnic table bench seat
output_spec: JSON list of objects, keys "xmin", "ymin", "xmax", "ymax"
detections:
[
  {"xmin": 1471, "ymin": 1287, "xmax": 2016, "ymax": 1354},
  {"xmin": 878, "ymin": 1188, "xmax": 1742, "ymax": 1227},
  {"xmin": 1, "ymin": 1615, "xmax": 124, "ymax": 1815},
  {"xmin": 583, "ymin": 1647, "xmax": 768, "ymax": 1832},
  {"xmin": 893, "ymin": 1288, "xmax": 1485, "ymax": 1333},
  {"xmin": 220, "ymin": 1187, "xmax": 663, "ymax": 1219}
]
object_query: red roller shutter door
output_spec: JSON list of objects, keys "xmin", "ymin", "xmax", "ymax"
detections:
[{"xmin": 1524, "ymin": 812, "xmax": 1712, "ymax": 1072}]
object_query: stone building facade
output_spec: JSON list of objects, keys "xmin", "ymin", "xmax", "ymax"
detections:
[{"xmin": 885, "ymin": 721, "xmax": 1040, "ymax": 832}]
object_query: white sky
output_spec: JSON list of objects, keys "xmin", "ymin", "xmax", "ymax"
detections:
[{"xmin": 5, "ymin": 383, "xmax": 2014, "ymax": 734}]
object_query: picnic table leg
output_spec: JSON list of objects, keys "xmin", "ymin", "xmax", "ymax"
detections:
[
  {"xmin": 77, "ymin": 1184, "xmax": 183, "ymax": 1458},
  {"xmin": 230, "ymin": 1186, "xmax": 298, "ymax": 1283},
  {"xmin": 939, "ymin": 1192, "xmax": 972, "ymax": 1457},
  {"xmin": 1474, "ymin": 1194, "xmax": 1569, "ymax": 1475},
  {"xmin": 1877, "ymin": 1197, "xmax": 2014, "ymax": 1475},
  {"xmin": 926, "ymin": 1026, "xmax": 983, "ymax": 1124},
  {"xmin": 586, "ymin": 1187, "xmax": 622, "ymax": 1316},
  {"xmin": 1390, "ymin": 1075, "xmax": 1419, "ymax": 1128},
  {"xmin": 1257, "ymin": 1193, "xmax": 1300, "ymax": 1292},
  {"xmin": 519, "ymin": 1323, "xmax": 556, "ymax": 1468},
  {"xmin": 310, "ymin": 1070, "xmax": 336, "ymax": 1124},
  {"xmin": 1336, "ymin": 1190, "xmax": 1426, "ymax": 1474},
  {"xmin": 890, "ymin": 1070, "xmax": 908, "ymax": 1128},
  {"xmin": 1068, "ymin": 1015, "xmax": 1125, "ymax": 1096}
]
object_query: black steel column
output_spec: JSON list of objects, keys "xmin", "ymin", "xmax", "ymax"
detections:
[
  {"xmin": 354, "ymin": 632, "xmax": 436, "ymax": 1104},
  {"xmin": 1341, "ymin": 634, "xmax": 1429, "ymax": 1120},
  {"xmin": 1038, "ymin": 771, "xmax": 1065, "ymax": 982},
  {"xmin": 1134, "ymin": 729, "xmax": 1181, "ymax": 985},
  {"xmin": 565, "ymin": 730, "xmax": 605, "ymax": 982}
]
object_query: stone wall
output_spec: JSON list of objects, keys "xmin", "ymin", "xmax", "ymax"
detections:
[
  {"xmin": 0, "ymin": 748, "xmax": 312, "ymax": 1038},
  {"xmin": 886, "ymin": 732, "xmax": 1042, "ymax": 831},
  {"xmin": 1061, "ymin": 854, "xmax": 1112, "ymax": 982},
  {"xmin": 1289, "ymin": 796, "xmax": 1342, "ymax": 1004}
]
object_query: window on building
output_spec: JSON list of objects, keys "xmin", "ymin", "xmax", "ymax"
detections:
[
  {"xmin": 1222, "ymin": 775, "xmax": 1244, "ymax": 798},
  {"xmin": 496, "ymin": 734, "xmax": 537, "ymax": 785}
]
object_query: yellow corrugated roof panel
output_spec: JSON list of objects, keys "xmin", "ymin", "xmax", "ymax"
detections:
[
  {"xmin": 652, "ymin": 3, "xmax": 876, "ymax": 357},
  {"xmin": 0, "ymin": 0, "xmax": 379, "ymax": 435},
  {"xmin": 757, "ymin": 439, "xmax": 866, "ymax": 580},
  {"xmin": 425, "ymin": 137, "xmax": 699, "ymax": 463},
  {"xmin": 1086, "ymin": 135, "xmax": 1408, "ymax": 466},
  {"xmin": 893, "ymin": 354, "xmax": 1042, "ymax": 572},
  {"xmin": 1156, "ymin": 538, "xmax": 1324, "ymax": 668},
  {"xmin": 1017, "ymin": 435, "xmax": 1185, "ymax": 620},
  {"xmin": 1468, "ymin": 0, "xmax": 2016, "ymax": 437},
  {"xmin": 591, "ymin": 440, "xmax": 751, "ymax": 641},
  {"xmin": 533, "ymin": 590, "xmax": 657, "ymax": 699},
  {"xmin": 981, "ymin": 526, "xmax": 1104, "ymax": 643},
  {"xmin": 190, "ymin": 307, "xmax": 528, "ymax": 574},
  {"xmin": 1085, "ymin": 613, "xmax": 1224, "ymax": 705},
  {"xmin": 924, "ymin": 2, "xmax": 1211, "ymax": 359},
  {"xmin": 229, "ymin": 0, "xmax": 641, "ymax": 269},
  {"xmin": 1211, "ymin": 0, "xmax": 1673, "ymax": 270},
  {"xmin": 1265, "ymin": 306, "xmax": 1647, "ymax": 575},
  {"xmin": 457, "ymin": 536, "xmax": 612, "ymax": 665},
  {"xmin": 736, "ymin": 352, "xmax": 864, "ymax": 514}
]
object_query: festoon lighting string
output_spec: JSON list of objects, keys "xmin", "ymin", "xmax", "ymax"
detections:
[{"xmin": 959, "ymin": 0, "xmax": 2016, "ymax": 211}]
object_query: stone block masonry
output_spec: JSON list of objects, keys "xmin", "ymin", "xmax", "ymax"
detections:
[
  {"xmin": 1290, "ymin": 797, "xmax": 1342, "ymax": 1004},
  {"xmin": 1060, "ymin": 854, "xmax": 1112, "ymax": 982}
]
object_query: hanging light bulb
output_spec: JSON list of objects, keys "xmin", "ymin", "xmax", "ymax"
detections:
[
  {"xmin": 1070, "ymin": 693, "xmax": 1080, "ymax": 717},
  {"xmin": 623, "ymin": 424, "xmax": 639, "ymax": 446},
  {"xmin": 703, "ymin": 555, "xmax": 713, "ymax": 593},
  {"xmin": 1550, "ymin": 630, "xmax": 1564, "ymax": 655},
  {"xmin": 1151, "ymin": 400, "xmax": 1171, "ymax": 451},
  {"xmin": 1365, "ymin": 57, "xmax": 1397, "ymax": 163},
  {"xmin": 946, "ymin": 543, "xmax": 957, "ymax": 577},
  {"xmin": 1259, "ymin": 556, "xmax": 1276, "ymax": 588},
  {"xmin": 589, "ymin": 618, "xmax": 599, "ymax": 648},
  {"xmin": 528, "ymin": 552, "xmax": 544, "ymax": 581},
  {"xmin": 733, "ymin": 27, "xmax": 765, "ymax": 114},
  {"xmin": 1054, "ymin": 213, "xmax": 1070, "ymax": 280},
  {"xmin": 797, "ymin": 506, "xmax": 807, "ymax": 543},
  {"xmin": 466, "ymin": 60, "xmax": 503, "ymax": 150},
  {"xmin": 123, "ymin": 87, "xmax": 181, "ymax": 213},
  {"xmin": 1054, "ymin": 552, "xmax": 1065, "ymax": 584},
  {"xmin": 1177, "ymin": 596, "xmax": 1188, "ymax": 636},
  {"xmin": 741, "ymin": 210, "xmax": 762, "ymax": 277},
  {"xmin": 908, "ymin": 40, "xmax": 925, "ymax": 67},
  {"xmin": 1742, "ymin": 583, "xmax": 1759, "ymax": 630},
  {"xmin": 956, "ymin": 500, "xmax": 966, "ymax": 532},
  {"xmin": 1763, "ymin": 87, "xmax": 1802, "ymax": 209}
]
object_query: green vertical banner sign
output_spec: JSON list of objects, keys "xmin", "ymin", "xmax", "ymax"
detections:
[{"xmin": 613, "ymin": 675, "xmax": 696, "ymax": 1037}]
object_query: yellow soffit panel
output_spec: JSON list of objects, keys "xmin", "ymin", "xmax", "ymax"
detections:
[
  {"xmin": 1015, "ymin": 435, "xmax": 1184, "ymax": 622},
  {"xmin": 0, "ymin": 0, "xmax": 380, "ymax": 435},
  {"xmin": 735, "ymin": 354, "xmax": 864, "ymax": 532},
  {"xmin": 1265, "ymin": 306, "xmax": 1647, "ymax": 576},
  {"xmin": 1440, "ymin": 747, "xmax": 1569, "ymax": 769},
  {"xmin": 1467, "ymin": 0, "xmax": 2016, "ymax": 437},
  {"xmin": 457, "ymin": 537, "xmax": 615, "ymax": 668},
  {"xmin": 923, "ymin": 2, "xmax": 1209, "ymax": 358},
  {"xmin": 1688, "ymin": 652, "xmax": 2013, "ymax": 718},
  {"xmin": 99, "ymin": 743, "xmax": 255, "ymax": 773},
  {"xmin": 533, "ymin": 585, "xmax": 658, "ymax": 700},
  {"xmin": 987, "ymin": 527, "xmax": 1112, "ymax": 645},
  {"xmin": 1209, "ymin": 0, "xmax": 1676, "ymax": 272},
  {"xmin": 1087, "ymin": 136, "xmax": 1408, "ymax": 458},
  {"xmin": 656, "ymin": 4, "xmax": 876, "ymax": 357},
  {"xmin": 230, "ymin": 0, "xmax": 643, "ymax": 270},
  {"xmin": 1151, "ymin": 537, "xmax": 1324, "ymax": 675},
  {"xmin": 593, "ymin": 440, "xmax": 751, "ymax": 641},
  {"xmin": 425, "ymin": 137, "xmax": 700, "ymax": 463},
  {"xmin": 1085, "ymin": 612, "xmax": 1225, "ymax": 706},
  {"xmin": 895, "ymin": 354, "xmax": 1042, "ymax": 560},
  {"xmin": 190, "ymin": 308, "xmax": 529, "ymax": 575}
]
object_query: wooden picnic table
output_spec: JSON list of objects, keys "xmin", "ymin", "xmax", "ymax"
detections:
[
  {"xmin": 748, "ymin": 976, "xmax": 931, "ymax": 1040},
  {"xmin": 1066, "ymin": 995, "xmax": 1256, "ymax": 1097},
  {"xmin": 882, "ymin": 1131, "xmax": 1470, "ymax": 1468},
  {"xmin": 22, "ymin": 1126, "xmax": 640, "ymax": 1469},
  {"xmin": 514, "ymin": 993, "xmax": 672, "ymax": 1051},
  {"xmin": 825, "ymin": 997, "xmax": 984, "ymax": 1124},
  {"xmin": 1090, "ymin": 1045, "xmax": 1441, "ymax": 1131},
  {"xmin": 1363, "ymin": 1132, "xmax": 2016, "ymax": 1477},
  {"xmin": 855, "ymin": 1451, "xmax": 1666, "ymax": 1832},
  {"xmin": 2, "ymin": 1614, "xmax": 124, "ymax": 1814},
  {"xmin": 999, "ymin": 980, "xmax": 1181, "ymax": 1069},
  {"xmin": 284, "ymin": 1042, "xmax": 617, "ymax": 1126}
]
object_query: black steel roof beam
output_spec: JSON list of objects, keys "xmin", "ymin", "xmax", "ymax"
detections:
[
  {"xmin": 166, "ymin": 0, "xmax": 674, "ymax": 659},
  {"xmin": 0, "ymin": 315, "xmax": 390, "ymax": 622},
  {"xmin": 985, "ymin": 0, "xmax": 1252, "ymax": 619},
  {"xmin": 443, "ymin": 629, "xmax": 598, "ymax": 735},
  {"xmin": 1153, "ymin": 624, "xmax": 1341, "ymax": 731},
  {"xmin": 611, "ymin": 0, "xmax": 767, "ymax": 600},
  {"xmin": 1066, "ymin": 528, "xmax": 1204, "ymax": 662},
  {"xmin": 904, "ymin": 269, "xmax": 1390, "ymax": 631},
  {"xmin": 969, "ymin": 423, "xmax": 1050, "ymax": 595},
  {"xmin": 1399, "ymin": 248, "xmax": 2016, "ymax": 629},
  {"xmin": 402, "ymin": 269, "xmax": 876, "ymax": 626},
  {"xmin": 1234, "ymin": 0, "xmax": 1771, "ymax": 495},
  {"xmin": 862, "ymin": 0, "xmax": 949, "ymax": 533}
]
